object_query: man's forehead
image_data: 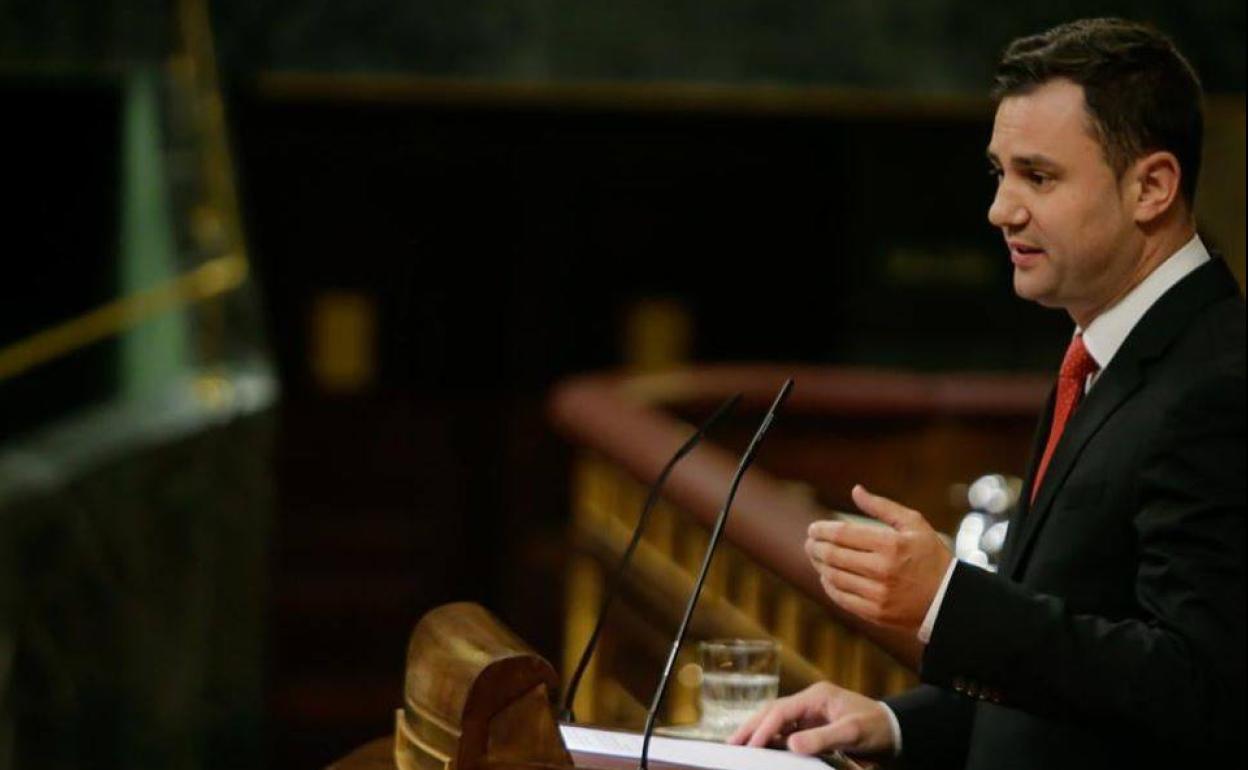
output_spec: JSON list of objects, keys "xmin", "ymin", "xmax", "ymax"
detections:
[{"xmin": 988, "ymin": 79, "xmax": 1099, "ymax": 160}]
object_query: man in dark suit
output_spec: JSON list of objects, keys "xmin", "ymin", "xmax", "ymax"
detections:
[{"xmin": 730, "ymin": 18, "xmax": 1245, "ymax": 769}]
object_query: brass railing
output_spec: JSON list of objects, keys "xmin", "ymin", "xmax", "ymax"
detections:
[{"xmin": 0, "ymin": 0, "xmax": 251, "ymax": 385}]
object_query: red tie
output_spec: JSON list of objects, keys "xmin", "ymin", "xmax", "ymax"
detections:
[{"xmin": 1031, "ymin": 334, "xmax": 1100, "ymax": 503}]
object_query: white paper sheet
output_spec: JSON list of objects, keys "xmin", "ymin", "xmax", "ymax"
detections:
[{"xmin": 559, "ymin": 724, "xmax": 829, "ymax": 770}]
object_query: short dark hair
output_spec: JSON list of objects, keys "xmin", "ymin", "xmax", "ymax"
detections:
[{"xmin": 993, "ymin": 18, "xmax": 1204, "ymax": 207}]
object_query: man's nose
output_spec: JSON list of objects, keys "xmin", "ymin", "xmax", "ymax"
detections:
[{"xmin": 988, "ymin": 183, "xmax": 1027, "ymax": 229}]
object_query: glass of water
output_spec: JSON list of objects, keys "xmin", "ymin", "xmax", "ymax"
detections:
[{"xmin": 697, "ymin": 638, "xmax": 780, "ymax": 739}]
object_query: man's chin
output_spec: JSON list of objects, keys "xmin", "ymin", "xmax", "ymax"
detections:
[{"xmin": 1012, "ymin": 270, "xmax": 1059, "ymax": 307}]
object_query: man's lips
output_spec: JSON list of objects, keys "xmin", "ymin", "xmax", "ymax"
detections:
[{"xmin": 1008, "ymin": 240, "xmax": 1045, "ymax": 266}]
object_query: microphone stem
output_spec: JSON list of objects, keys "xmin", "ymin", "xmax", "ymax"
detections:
[
  {"xmin": 559, "ymin": 393, "xmax": 742, "ymax": 723},
  {"xmin": 559, "ymin": 478, "xmax": 666, "ymax": 722},
  {"xmin": 638, "ymin": 438, "xmax": 758, "ymax": 769},
  {"xmin": 638, "ymin": 381, "xmax": 790, "ymax": 770}
]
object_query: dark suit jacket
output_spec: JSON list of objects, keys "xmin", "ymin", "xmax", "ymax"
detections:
[{"xmin": 885, "ymin": 257, "xmax": 1246, "ymax": 770}]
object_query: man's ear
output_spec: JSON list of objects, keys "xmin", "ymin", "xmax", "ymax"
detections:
[{"xmin": 1130, "ymin": 150, "xmax": 1183, "ymax": 224}]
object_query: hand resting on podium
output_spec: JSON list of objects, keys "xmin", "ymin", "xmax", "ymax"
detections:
[{"xmin": 726, "ymin": 682, "xmax": 895, "ymax": 759}]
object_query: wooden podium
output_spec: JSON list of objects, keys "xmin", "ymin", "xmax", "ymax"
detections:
[{"xmin": 329, "ymin": 602, "xmax": 701, "ymax": 770}]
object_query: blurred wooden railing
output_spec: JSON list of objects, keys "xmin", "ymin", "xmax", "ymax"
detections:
[{"xmin": 548, "ymin": 364, "xmax": 1049, "ymax": 727}]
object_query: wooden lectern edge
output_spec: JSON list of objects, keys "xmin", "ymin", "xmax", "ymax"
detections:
[
  {"xmin": 395, "ymin": 708, "xmax": 453, "ymax": 770},
  {"xmin": 393, "ymin": 603, "xmax": 576, "ymax": 770}
]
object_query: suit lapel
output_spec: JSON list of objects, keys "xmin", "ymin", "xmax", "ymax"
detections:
[
  {"xmin": 1006, "ymin": 359, "xmax": 1144, "ymax": 579},
  {"xmin": 1003, "ymin": 257, "xmax": 1240, "ymax": 581}
]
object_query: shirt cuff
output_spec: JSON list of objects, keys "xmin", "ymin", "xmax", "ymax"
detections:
[
  {"xmin": 878, "ymin": 701, "xmax": 903, "ymax": 756},
  {"xmin": 918, "ymin": 558, "xmax": 958, "ymax": 644}
]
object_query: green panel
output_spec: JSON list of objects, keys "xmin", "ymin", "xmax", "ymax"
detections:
[{"xmin": 118, "ymin": 68, "xmax": 192, "ymax": 398}]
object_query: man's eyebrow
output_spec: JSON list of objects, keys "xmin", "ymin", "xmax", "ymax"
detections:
[
  {"xmin": 1012, "ymin": 153, "xmax": 1061, "ymax": 169},
  {"xmin": 983, "ymin": 148, "xmax": 1063, "ymax": 169},
  {"xmin": 986, "ymin": 150, "xmax": 1062, "ymax": 170}
]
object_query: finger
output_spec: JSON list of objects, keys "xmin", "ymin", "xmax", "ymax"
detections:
[
  {"xmin": 727, "ymin": 705, "xmax": 768, "ymax": 745},
  {"xmin": 821, "ymin": 573, "xmax": 882, "ymax": 621},
  {"xmin": 822, "ymin": 566, "xmax": 884, "ymax": 603},
  {"xmin": 727, "ymin": 698, "xmax": 786, "ymax": 745},
  {"xmin": 728, "ymin": 699, "xmax": 783, "ymax": 745},
  {"xmin": 807, "ymin": 539, "xmax": 886, "ymax": 580},
  {"xmin": 744, "ymin": 703, "xmax": 795, "ymax": 748},
  {"xmin": 809, "ymin": 520, "xmax": 892, "ymax": 553},
  {"xmin": 786, "ymin": 720, "xmax": 861, "ymax": 755},
  {"xmin": 743, "ymin": 696, "xmax": 813, "ymax": 748},
  {"xmin": 851, "ymin": 484, "xmax": 919, "ymax": 530},
  {"xmin": 803, "ymin": 535, "xmax": 822, "ymax": 565}
]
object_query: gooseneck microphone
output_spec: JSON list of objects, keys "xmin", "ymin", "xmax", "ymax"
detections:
[
  {"xmin": 559, "ymin": 392, "xmax": 743, "ymax": 723},
  {"xmin": 638, "ymin": 378, "xmax": 794, "ymax": 770}
]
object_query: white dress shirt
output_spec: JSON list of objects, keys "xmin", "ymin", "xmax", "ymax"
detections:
[{"xmin": 879, "ymin": 234, "xmax": 1211, "ymax": 754}]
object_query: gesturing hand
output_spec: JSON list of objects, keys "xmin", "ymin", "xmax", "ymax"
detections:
[
  {"xmin": 726, "ymin": 682, "xmax": 896, "ymax": 756},
  {"xmin": 806, "ymin": 484, "xmax": 953, "ymax": 632}
]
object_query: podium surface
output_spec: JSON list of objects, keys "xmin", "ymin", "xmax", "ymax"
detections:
[{"xmin": 328, "ymin": 735, "xmax": 847, "ymax": 770}]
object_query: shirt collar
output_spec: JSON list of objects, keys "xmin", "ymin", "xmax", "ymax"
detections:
[{"xmin": 1079, "ymin": 234, "xmax": 1211, "ymax": 373}]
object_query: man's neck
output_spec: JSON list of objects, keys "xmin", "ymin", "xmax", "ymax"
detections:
[{"xmin": 1071, "ymin": 220, "xmax": 1198, "ymax": 328}]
